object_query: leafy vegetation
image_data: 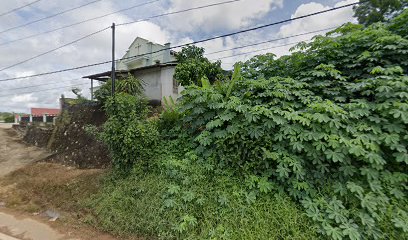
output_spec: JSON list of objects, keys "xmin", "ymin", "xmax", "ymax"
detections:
[
  {"xmin": 174, "ymin": 45, "xmax": 225, "ymax": 86},
  {"xmin": 177, "ymin": 15, "xmax": 408, "ymax": 239},
  {"xmin": 0, "ymin": 112, "xmax": 17, "ymax": 123},
  {"xmin": 89, "ymin": 138, "xmax": 320, "ymax": 239},
  {"xmin": 94, "ymin": 74, "xmax": 145, "ymax": 104},
  {"xmin": 353, "ymin": 0, "xmax": 407, "ymax": 26},
  {"xmin": 101, "ymin": 93, "xmax": 158, "ymax": 172}
]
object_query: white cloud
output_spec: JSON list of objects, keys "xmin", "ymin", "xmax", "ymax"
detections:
[
  {"xmin": 11, "ymin": 94, "xmax": 37, "ymax": 103},
  {"xmin": 164, "ymin": 0, "xmax": 283, "ymax": 33},
  {"xmin": 278, "ymin": 0, "xmax": 356, "ymax": 39},
  {"xmin": 0, "ymin": 0, "xmax": 170, "ymax": 112},
  {"xmin": 211, "ymin": 0, "xmax": 357, "ymax": 69}
]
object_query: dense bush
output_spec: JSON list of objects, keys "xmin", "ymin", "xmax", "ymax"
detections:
[
  {"xmin": 102, "ymin": 93, "xmax": 158, "ymax": 171},
  {"xmin": 177, "ymin": 18, "xmax": 408, "ymax": 239}
]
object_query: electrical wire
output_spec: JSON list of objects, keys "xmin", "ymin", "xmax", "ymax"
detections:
[
  {"xmin": 204, "ymin": 26, "xmax": 337, "ymax": 56},
  {"xmin": 0, "ymin": 26, "xmax": 110, "ymax": 71},
  {"xmin": 0, "ymin": 83, "xmax": 89, "ymax": 98},
  {"xmin": 0, "ymin": 0, "xmax": 160, "ymax": 46},
  {"xmin": 0, "ymin": 0, "xmax": 42, "ymax": 17},
  {"xmin": 1, "ymin": 24, "xmax": 335, "ymax": 91},
  {"xmin": 117, "ymin": 0, "xmax": 242, "ymax": 26},
  {"xmin": 117, "ymin": 1, "xmax": 360, "ymax": 63},
  {"xmin": 1, "ymin": 78, "xmax": 83, "ymax": 92},
  {"xmin": 0, "ymin": 1, "xmax": 361, "ymax": 82},
  {"xmin": 0, "ymin": 0, "xmax": 243, "ymax": 70},
  {"xmin": 0, "ymin": 0, "xmax": 103, "ymax": 35},
  {"xmin": 0, "ymin": 61, "xmax": 111, "ymax": 82},
  {"xmin": 210, "ymin": 40, "xmax": 311, "ymax": 61}
]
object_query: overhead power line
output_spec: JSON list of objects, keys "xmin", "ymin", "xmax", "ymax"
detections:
[
  {"xmin": 204, "ymin": 26, "xmax": 337, "ymax": 56},
  {"xmin": 0, "ymin": 0, "xmax": 103, "ymax": 35},
  {"xmin": 0, "ymin": 25, "xmax": 339, "ymax": 90},
  {"xmin": 0, "ymin": 0, "xmax": 242, "ymax": 70},
  {"xmin": 0, "ymin": 83, "xmax": 89, "ymax": 98},
  {"xmin": 0, "ymin": 0, "xmax": 160, "ymax": 46},
  {"xmin": 0, "ymin": 26, "xmax": 110, "ymax": 71},
  {"xmin": 0, "ymin": 41, "xmax": 311, "ymax": 94},
  {"xmin": 117, "ymin": 1, "xmax": 359, "ymax": 63},
  {"xmin": 117, "ymin": 0, "xmax": 242, "ymax": 26},
  {"xmin": 1, "ymin": 78, "xmax": 83, "ymax": 92},
  {"xmin": 0, "ymin": 0, "xmax": 42, "ymax": 17},
  {"xmin": 210, "ymin": 40, "xmax": 311, "ymax": 61},
  {"xmin": 0, "ymin": 61, "xmax": 111, "ymax": 82},
  {"xmin": 0, "ymin": 1, "xmax": 361, "ymax": 82}
]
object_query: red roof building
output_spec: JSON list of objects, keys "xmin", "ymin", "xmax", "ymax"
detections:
[{"xmin": 30, "ymin": 108, "xmax": 60, "ymax": 117}]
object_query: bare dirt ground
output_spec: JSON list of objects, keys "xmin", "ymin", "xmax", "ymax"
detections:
[
  {"xmin": 0, "ymin": 125, "xmax": 49, "ymax": 178},
  {"xmin": 0, "ymin": 126, "xmax": 127, "ymax": 240}
]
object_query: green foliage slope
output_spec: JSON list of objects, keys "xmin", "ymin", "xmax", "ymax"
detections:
[{"xmin": 177, "ymin": 18, "xmax": 408, "ymax": 240}]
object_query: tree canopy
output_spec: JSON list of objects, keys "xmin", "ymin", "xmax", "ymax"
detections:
[
  {"xmin": 353, "ymin": 0, "xmax": 407, "ymax": 26},
  {"xmin": 174, "ymin": 45, "xmax": 224, "ymax": 86}
]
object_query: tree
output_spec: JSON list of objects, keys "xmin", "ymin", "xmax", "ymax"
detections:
[
  {"xmin": 353, "ymin": 0, "xmax": 407, "ymax": 26},
  {"xmin": 174, "ymin": 45, "xmax": 224, "ymax": 86},
  {"xmin": 94, "ymin": 74, "xmax": 145, "ymax": 104}
]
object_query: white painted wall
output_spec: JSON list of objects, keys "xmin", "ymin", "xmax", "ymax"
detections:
[
  {"xmin": 133, "ymin": 68, "xmax": 162, "ymax": 101},
  {"xmin": 133, "ymin": 66, "xmax": 182, "ymax": 103}
]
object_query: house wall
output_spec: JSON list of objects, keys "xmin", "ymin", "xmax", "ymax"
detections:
[
  {"xmin": 130, "ymin": 66, "xmax": 182, "ymax": 103},
  {"xmin": 132, "ymin": 68, "xmax": 162, "ymax": 101},
  {"xmin": 160, "ymin": 66, "xmax": 176, "ymax": 101}
]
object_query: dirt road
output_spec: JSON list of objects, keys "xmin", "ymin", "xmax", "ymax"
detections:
[
  {"xmin": 0, "ymin": 125, "xmax": 49, "ymax": 177},
  {"xmin": 0, "ymin": 126, "xmax": 74, "ymax": 240}
]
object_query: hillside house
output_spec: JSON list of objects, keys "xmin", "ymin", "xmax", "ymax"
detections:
[{"xmin": 84, "ymin": 37, "xmax": 183, "ymax": 104}]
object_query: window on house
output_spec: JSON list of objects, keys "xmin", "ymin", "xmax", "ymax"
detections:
[{"xmin": 173, "ymin": 78, "xmax": 178, "ymax": 94}]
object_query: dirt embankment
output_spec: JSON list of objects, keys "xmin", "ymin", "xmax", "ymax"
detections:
[
  {"xmin": 20, "ymin": 102, "xmax": 111, "ymax": 169},
  {"xmin": 0, "ymin": 126, "xmax": 126, "ymax": 240},
  {"xmin": 23, "ymin": 126, "xmax": 53, "ymax": 148}
]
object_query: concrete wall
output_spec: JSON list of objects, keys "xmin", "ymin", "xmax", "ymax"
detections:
[
  {"xmin": 133, "ymin": 68, "xmax": 162, "ymax": 101},
  {"xmin": 132, "ymin": 66, "xmax": 182, "ymax": 103},
  {"xmin": 160, "ymin": 66, "xmax": 183, "ymax": 101}
]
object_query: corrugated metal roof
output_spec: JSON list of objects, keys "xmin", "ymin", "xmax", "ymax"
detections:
[{"xmin": 82, "ymin": 62, "xmax": 178, "ymax": 81}]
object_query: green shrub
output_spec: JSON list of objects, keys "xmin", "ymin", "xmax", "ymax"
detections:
[
  {"xmin": 158, "ymin": 96, "xmax": 181, "ymax": 133},
  {"xmin": 4, "ymin": 115, "xmax": 14, "ymax": 123},
  {"xmin": 176, "ymin": 20, "xmax": 408, "ymax": 240},
  {"xmin": 102, "ymin": 93, "xmax": 158, "ymax": 171}
]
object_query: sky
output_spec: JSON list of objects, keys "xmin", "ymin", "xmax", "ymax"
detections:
[{"xmin": 0, "ymin": 0, "xmax": 357, "ymax": 113}]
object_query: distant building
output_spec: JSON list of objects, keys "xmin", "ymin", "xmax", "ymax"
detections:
[
  {"xmin": 16, "ymin": 107, "xmax": 60, "ymax": 124},
  {"xmin": 84, "ymin": 37, "xmax": 183, "ymax": 104}
]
